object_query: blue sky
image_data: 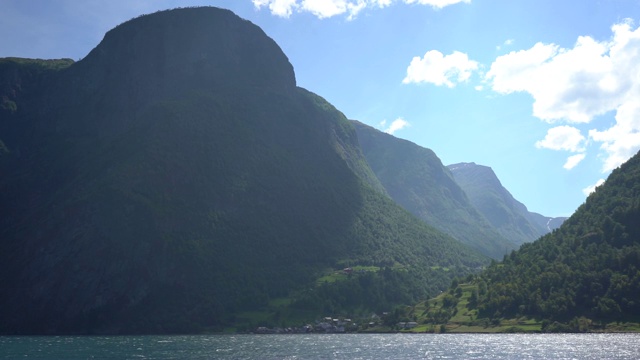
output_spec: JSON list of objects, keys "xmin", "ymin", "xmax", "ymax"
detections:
[{"xmin": 2, "ymin": 0, "xmax": 640, "ymax": 217}]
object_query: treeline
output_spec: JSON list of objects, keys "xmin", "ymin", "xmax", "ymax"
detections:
[
  {"xmin": 470, "ymin": 151, "xmax": 640, "ymax": 325},
  {"xmin": 290, "ymin": 267, "xmax": 471, "ymax": 318}
]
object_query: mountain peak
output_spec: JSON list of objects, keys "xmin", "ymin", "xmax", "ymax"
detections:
[
  {"xmin": 447, "ymin": 162, "xmax": 478, "ymax": 171},
  {"xmin": 0, "ymin": 7, "xmax": 486, "ymax": 334},
  {"xmin": 448, "ymin": 162, "xmax": 503, "ymax": 189},
  {"xmin": 352, "ymin": 122, "xmax": 518, "ymax": 259},
  {"xmin": 447, "ymin": 162, "xmax": 563, "ymax": 245},
  {"xmin": 74, "ymin": 7, "xmax": 296, "ymax": 95}
]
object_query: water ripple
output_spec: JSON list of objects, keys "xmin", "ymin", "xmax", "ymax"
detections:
[{"xmin": 1, "ymin": 333, "xmax": 639, "ymax": 359}]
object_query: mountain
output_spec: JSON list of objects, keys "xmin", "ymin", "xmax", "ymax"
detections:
[
  {"xmin": 528, "ymin": 212, "xmax": 566, "ymax": 233},
  {"xmin": 0, "ymin": 7, "xmax": 486, "ymax": 334},
  {"xmin": 352, "ymin": 121, "xmax": 517, "ymax": 259},
  {"xmin": 448, "ymin": 162, "xmax": 566, "ymax": 245},
  {"xmin": 473, "ymin": 150, "xmax": 640, "ymax": 328}
]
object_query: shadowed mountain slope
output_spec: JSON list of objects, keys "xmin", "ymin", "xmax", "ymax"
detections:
[{"xmin": 0, "ymin": 7, "xmax": 486, "ymax": 334}]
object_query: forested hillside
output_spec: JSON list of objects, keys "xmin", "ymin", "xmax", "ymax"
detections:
[
  {"xmin": 352, "ymin": 121, "xmax": 518, "ymax": 259},
  {"xmin": 471, "ymin": 150, "xmax": 640, "ymax": 328},
  {"xmin": 0, "ymin": 7, "xmax": 486, "ymax": 334}
]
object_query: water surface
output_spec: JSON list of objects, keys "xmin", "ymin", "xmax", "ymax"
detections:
[{"xmin": 2, "ymin": 333, "xmax": 639, "ymax": 359}]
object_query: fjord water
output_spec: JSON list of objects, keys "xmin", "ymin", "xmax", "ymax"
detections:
[{"xmin": 2, "ymin": 334, "xmax": 639, "ymax": 359}]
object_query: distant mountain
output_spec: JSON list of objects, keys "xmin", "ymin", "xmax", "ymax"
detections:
[
  {"xmin": 528, "ymin": 212, "xmax": 567, "ymax": 233},
  {"xmin": 448, "ymin": 162, "xmax": 566, "ymax": 245},
  {"xmin": 352, "ymin": 121, "xmax": 517, "ymax": 259},
  {"xmin": 473, "ymin": 150, "xmax": 640, "ymax": 328},
  {"xmin": 0, "ymin": 7, "xmax": 486, "ymax": 334}
]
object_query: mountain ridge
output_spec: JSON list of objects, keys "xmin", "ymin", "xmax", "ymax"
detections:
[
  {"xmin": 0, "ymin": 7, "xmax": 486, "ymax": 334},
  {"xmin": 448, "ymin": 162, "xmax": 566, "ymax": 245},
  {"xmin": 352, "ymin": 120, "xmax": 518, "ymax": 259}
]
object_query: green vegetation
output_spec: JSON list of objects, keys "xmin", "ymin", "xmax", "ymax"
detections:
[
  {"xmin": 315, "ymin": 266, "xmax": 379, "ymax": 285},
  {"xmin": 457, "ymin": 150, "xmax": 640, "ymax": 332},
  {"xmin": 412, "ymin": 277, "xmax": 640, "ymax": 333},
  {"xmin": 0, "ymin": 57, "xmax": 74, "ymax": 119},
  {"xmin": 404, "ymin": 280, "xmax": 543, "ymax": 333},
  {"xmin": 5, "ymin": 6, "xmax": 637, "ymax": 336},
  {"xmin": 353, "ymin": 121, "xmax": 517, "ymax": 259},
  {"xmin": 407, "ymin": 152, "xmax": 640, "ymax": 333},
  {"xmin": 1, "ymin": 98, "xmax": 17, "ymax": 113},
  {"xmin": 0, "ymin": 57, "xmax": 74, "ymax": 71},
  {"xmin": 0, "ymin": 7, "xmax": 487, "ymax": 335}
]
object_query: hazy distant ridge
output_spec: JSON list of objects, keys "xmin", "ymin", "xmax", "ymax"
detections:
[
  {"xmin": 448, "ymin": 162, "xmax": 566, "ymax": 245},
  {"xmin": 352, "ymin": 121, "xmax": 519, "ymax": 259}
]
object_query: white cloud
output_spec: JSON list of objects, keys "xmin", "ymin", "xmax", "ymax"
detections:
[
  {"xmin": 589, "ymin": 127, "xmax": 640, "ymax": 172},
  {"xmin": 588, "ymin": 89, "xmax": 640, "ymax": 171},
  {"xmin": 253, "ymin": 0, "xmax": 469, "ymax": 19},
  {"xmin": 563, "ymin": 153, "xmax": 586, "ymax": 170},
  {"xmin": 253, "ymin": 0, "xmax": 298, "ymax": 17},
  {"xmin": 404, "ymin": 0, "xmax": 470, "ymax": 8},
  {"xmin": 403, "ymin": 50, "xmax": 478, "ymax": 87},
  {"xmin": 487, "ymin": 38, "xmax": 619, "ymax": 123},
  {"xmin": 301, "ymin": 0, "xmax": 348, "ymax": 18},
  {"xmin": 346, "ymin": 0, "xmax": 368, "ymax": 20},
  {"xmin": 535, "ymin": 126, "xmax": 586, "ymax": 152},
  {"xmin": 582, "ymin": 179, "xmax": 605, "ymax": 196},
  {"xmin": 487, "ymin": 20, "xmax": 640, "ymax": 173},
  {"xmin": 384, "ymin": 117, "xmax": 410, "ymax": 134}
]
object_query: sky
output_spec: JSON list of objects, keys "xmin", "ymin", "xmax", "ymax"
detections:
[{"xmin": 2, "ymin": 0, "xmax": 640, "ymax": 217}]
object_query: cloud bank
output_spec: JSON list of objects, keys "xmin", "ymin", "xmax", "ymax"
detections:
[
  {"xmin": 486, "ymin": 20, "xmax": 640, "ymax": 172},
  {"xmin": 252, "ymin": 0, "xmax": 470, "ymax": 19},
  {"xmin": 403, "ymin": 20, "xmax": 640, "ymax": 174},
  {"xmin": 403, "ymin": 50, "xmax": 478, "ymax": 87}
]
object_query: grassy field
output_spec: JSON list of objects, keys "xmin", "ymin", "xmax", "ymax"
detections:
[
  {"xmin": 405, "ymin": 282, "xmax": 543, "ymax": 333},
  {"xmin": 315, "ymin": 265, "xmax": 380, "ymax": 285},
  {"xmin": 405, "ymin": 282, "xmax": 640, "ymax": 333}
]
